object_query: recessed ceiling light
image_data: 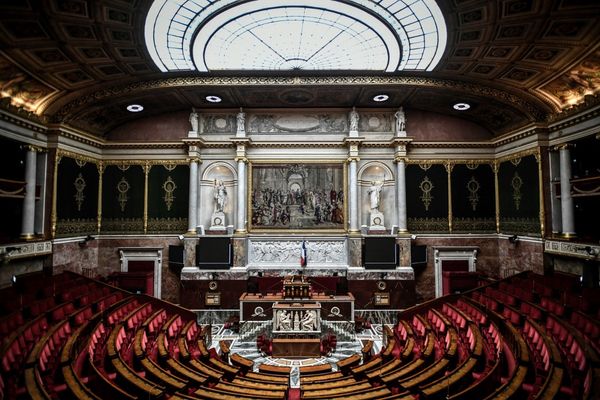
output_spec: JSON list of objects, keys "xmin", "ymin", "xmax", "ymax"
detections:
[
  {"xmin": 453, "ymin": 102, "xmax": 470, "ymax": 111},
  {"xmin": 373, "ymin": 94, "xmax": 389, "ymax": 102},
  {"xmin": 126, "ymin": 104, "xmax": 144, "ymax": 112},
  {"xmin": 206, "ymin": 95, "xmax": 222, "ymax": 103}
]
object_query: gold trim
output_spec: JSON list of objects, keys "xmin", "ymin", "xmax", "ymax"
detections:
[
  {"xmin": 143, "ymin": 162, "xmax": 151, "ymax": 234},
  {"xmin": 97, "ymin": 162, "xmax": 104, "ymax": 234},
  {"xmin": 51, "ymin": 150, "xmax": 59, "ymax": 239},
  {"xmin": 497, "ymin": 148, "xmax": 539, "ymax": 164},
  {"xmin": 20, "ymin": 233, "xmax": 35, "ymax": 240},
  {"xmin": 445, "ymin": 162, "xmax": 454, "ymax": 233},
  {"xmin": 56, "ymin": 149, "xmax": 99, "ymax": 165},
  {"xmin": 493, "ymin": 162, "xmax": 500, "ymax": 234},
  {"xmin": 535, "ymin": 149, "xmax": 545, "ymax": 237}
]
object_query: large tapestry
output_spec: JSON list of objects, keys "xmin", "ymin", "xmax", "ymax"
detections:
[{"xmin": 250, "ymin": 163, "xmax": 345, "ymax": 231}]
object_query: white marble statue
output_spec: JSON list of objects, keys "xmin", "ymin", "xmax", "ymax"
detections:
[
  {"xmin": 368, "ymin": 180, "xmax": 383, "ymax": 211},
  {"xmin": 349, "ymin": 106, "xmax": 359, "ymax": 132},
  {"xmin": 278, "ymin": 310, "xmax": 291, "ymax": 331},
  {"xmin": 301, "ymin": 310, "xmax": 316, "ymax": 331},
  {"xmin": 214, "ymin": 180, "xmax": 227, "ymax": 212},
  {"xmin": 395, "ymin": 106, "xmax": 406, "ymax": 133},
  {"xmin": 236, "ymin": 107, "xmax": 245, "ymax": 135},
  {"xmin": 189, "ymin": 107, "xmax": 199, "ymax": 133}
]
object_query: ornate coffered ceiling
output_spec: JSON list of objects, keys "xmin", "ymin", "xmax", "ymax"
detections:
[{"xmin": 0, "ymin": 0, "xmax": 599, "ymax": 137}]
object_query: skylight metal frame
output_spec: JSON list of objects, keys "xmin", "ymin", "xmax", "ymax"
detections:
[{"xmin": 145, "ymin": 0, "xmax": 447, "ymax": 72}]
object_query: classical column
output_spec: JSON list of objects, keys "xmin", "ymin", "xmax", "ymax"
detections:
[
  {"xmin": 236, "ymin": 157, "xmax": 247, "ymax": 232},
  {"xmin": 558, "ymin": 144, "xmax": 575, "ymax": 237},
  {"xmin": 396, "ymin": 158, "xmax": 407, "ymax": 232},
  {"xmin": 21, "ymin": 146, "xmax": 37, "ymax": 239},
  {"xmin": 187, "ymin": 159, "xmax": 198, "ymax": 233},
  {"xmin": 348, "ymin": 157, "xmax": 359, "ymax": 232}
]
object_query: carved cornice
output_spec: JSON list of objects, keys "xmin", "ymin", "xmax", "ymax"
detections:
[
  {"xmin": 548, "ymin": 103, "xmax": 600, "ymax": 132},
  {"xmin": 0, "ymin": 109, "xmax": 47, "ymax": 134},
  {"xmin": 57, "ymin": 148, "xmax": 100, "ymax": 164},
  {"xmin": 410, "ymin": 141, "xmax": 494, "ymax": 149},
  {"xmin": 54, "ymin": 76, "xmax": 546, "ymax": 121},
  {"xmin": 102, "ymin": 142, "xmax": 186, "ymax": 150}
]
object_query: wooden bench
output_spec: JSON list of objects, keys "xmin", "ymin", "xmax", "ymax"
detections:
[
  {"xmin": 61, "ymin": 364, "xmax": 101, "ymax": 400},
  {"xmin": 300, "ymin": 371, "xmax": 344, "ymax": 384},
  {"xmin": 165, "ymin": 357, "xmax": 209, "ymax": 385},
  {"xmin": 214, "ymin": 381, "xmax": 287, "ymax": 398},
  {"xmin": 245, "ymin": 371, "xmax": 289, "ymax": 384},
  {"xmin": 301, "ymin": 382, "xmax": 374, "ymax": 398},
  {"xmin": 230, "ymin": 352, "xmax": 253, "ymax": 372},
  {"xmin": 219, "ymin": 339, "xmax": 230, "ymax": 361},
  {"xmin": 380, "ymin": 359, "xmax": 426, "ymax": 384},
  {"xmin": 336, "ymin": 353, "xmax": 361, "ymax": 372},
  {"xmin": 209, "ymin": 356, "xmax": 240, "ymax": 376},
  {"xmin": 362, "ymin": 339, "xmax": 374, "ymax": 360},
  {"xmin": 231, "ymin": 376, "xmax": 288, "ymax": 391},
  {"xmin": 364, "ymin": 358, "xmax": 403, "ymax": 380},
  {"xmin": 111, "ymin": 356, "xmax": 165, "ymax": 399},
  {"xmin": 302, "ymin": 376, "xmax": 357, "ymax": 390},
  {"xmin": 419, "ymin": 357, "xmax": 478, "ymax": 398},
  {"xmin": 187, "ymin": 358, "xmax": 224, "ymax": 380},
  {"xmin": 399, "ymin": 357, "xmax": 450, "ymax": 390},
  {"xmin": 299, "ymin": 363, "xmax": 332, "ymax": 375},
  {"xmin": 25, "ymin": 367, "xmax": 51, "ymax": 400},
  {"xmin": 194, "ymin": 386, "xmax": 270, "ymax": 400},
  {"xmin": 258, "ymin": 363, "xmax": 291, "ymax": 375},
  {"xmin": 140, "ymin": 357, "xmax": 188, "ymax": 391}
]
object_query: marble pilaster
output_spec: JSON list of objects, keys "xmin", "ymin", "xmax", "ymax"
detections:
[
  {"xmin": 396, "ymin": 159, "xmax": 407, "ymax": 232},
  {"xmin": 348, "ymin": 159, "xmax": 358, "ymax": 232},
  {"xmin": 236, "ymin": 159, "xmax": 246, "ymax": 232},
  {"xmin": 559, "ymin": 145, "xmax": 575, "ymax": 237},
  {"xmin": 187, "ymin": 159, "xmax": 198, "ymax": 233},
  {"xmin": 21, "ymin": 147, "xmax": 37, "ymax": 239}
]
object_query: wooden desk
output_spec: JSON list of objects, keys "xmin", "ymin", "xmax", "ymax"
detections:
[
  {"xmin": 272, "ymin": 338, "xmax": 321, "ymax": 357},
  {"xmin": 239, "ymin": 292, "xmax": 354, "ymax": 321}
]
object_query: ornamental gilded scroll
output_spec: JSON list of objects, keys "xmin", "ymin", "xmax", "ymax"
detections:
[
  {"xmin": 162, "ymin": 176, "xmax": 177, "ymax": 211},
  {"xmin": 117, "ymin": 177, "xmax": 130, "ymax": 212},
  {"xmin": 511, "ymin": 172, "xmax": 523, "ymax": 210},
  {"xmin": 73, "ymin": 173, "xmax": 86, "ymax": 211},
  {"xmin": 419, "ymin": 176, "xmax": 434, "ymax": 211},
  {"xmin": 466, "ymin": 176, "xmax": 480, "ymax": 211}
]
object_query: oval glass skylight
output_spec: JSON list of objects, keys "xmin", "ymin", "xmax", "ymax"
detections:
[{"xmin": 145, "ymin": 0, "xmax": 447, "ymax": 72}]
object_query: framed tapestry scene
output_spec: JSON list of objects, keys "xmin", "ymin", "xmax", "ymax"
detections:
[{"xmin": 249, "ymin": 162, "xmax": 345, "ymax": 231}]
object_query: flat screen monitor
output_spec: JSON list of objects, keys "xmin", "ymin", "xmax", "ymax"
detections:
[
  {"xmin": 364, "ymin": 237, "xmax": 397, "ymax": 269},
  {"xmin": 411, "ymin": 244, "xmax": 427, "ymax": 265},
  {"xmin": 196, "ymin": 237, "xmax": 231, "ymax": 269}
]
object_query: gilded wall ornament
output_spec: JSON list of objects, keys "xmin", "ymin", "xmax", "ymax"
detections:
[
  {"xmin": 162, "ymin": 176, "xmax": 177, "ymax": 211},
  {"xmin": 418, "ymin": 163, "xmax": 432, "ymax": 171},
  {"xmin": 467, "ymin": 176, "xmax": 480, "ymax": 211},
  {"xmin": 510, "ymin": 158, "xmax": 522, "ymax": 167},
  {"xmin": 73, "ymin": 173, "xmax": 86, "ymax": 211},
  {"xmin": 117, "ymin": 164, "xmax": 130, "ymax": 171},
  {"xmin": 419, "ymin": 176, "xmax": 434, "ymax": 211},
  {"xmin": 164, "ymin": 164, "xmax": 177, "ymax": 171},
  {"xmin": 75, "ymin": 159, "xmax": 87, "ymax": 168},
  {"xmin": 117, "ymin": 177, "xmax": 130, "ymax": 212},
  {"xmin": 511, "ymin": 172, "xmax": 523, "ymax": 210}
]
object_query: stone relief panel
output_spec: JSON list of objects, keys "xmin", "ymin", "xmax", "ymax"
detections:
[
  {"xmin": 201, "ymin": 114, "xmax": 236, "ymax": 133},
  {"xmin": 247, "ymin": 113, "xmax": 348, "ymax": 133},
  {"xmin": 358, "ymin": 113, "xmax": 393, "ymax": 132},
  {"xmin": 247, "ymin": 238, "xmax": 347, "ymax": 268}
]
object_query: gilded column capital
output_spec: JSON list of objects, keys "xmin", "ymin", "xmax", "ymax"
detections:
[
  {"xmin": 234, "ymin": 156, "xmax": 249, "ymax": 163},
  {"xmin": 394, "ymin": 156, "xmax": 408, "ymax": 163},
  {"xmin": 187, "ymin": 157, "xmax": 202, "ymax": 164},
  {"xmin": 346, "ymin": 156, "xmax": 360, "ymax": 163},
  {"xmin": 552, "ymin": 143, "xmax": 574, "ymax": 151}
]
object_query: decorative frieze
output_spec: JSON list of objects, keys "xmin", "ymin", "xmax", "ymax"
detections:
[
  {"xmin": 0, "ymin": 240, "xmax": 52, "ymax": 260},
  {"xmin": 247, "ymin": 238, "xmax": 348, "ymax": 268},
  {"xmin": 544, "ymin": 239, "xmax": 600, "ymax": 260}
]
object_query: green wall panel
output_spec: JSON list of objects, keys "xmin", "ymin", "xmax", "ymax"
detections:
[
  {"xmin": 451, "ymin": 163, "xmax": 495, "ymax": 232},
  {"xmin": 498, "ymin": 154, "xmax": 540, "ymax": 235},
  {"xmin": 147, "ymin": 164, "xmax": 189, "ymax": 233},
  {"xmin": 101, "ymin": 165, "xmax": 144, "ymax": 233},
  {"xmin": 407, "ymin": 163, "xmax": 449, "ymax": 232},
  {"xmin": 56, "ymin": 156, "xmax": 99, "ymax": 236}
]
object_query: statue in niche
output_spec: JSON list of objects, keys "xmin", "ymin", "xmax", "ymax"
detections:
[
  {"xmin": 236, "ymin": 107, "xmax": 245, "ymax": 135},
  {"xmin": 349, "ymin": 106, "xmax": 359, "ymax": 132},
  {"xmin": 368, "ymin": 180, "xmax": 384, "ymax": 211},
  {"xmin": 189, "ymin": 107, "xmax": 199, "ymax": 133},
  {"xmin": 395, "ymin": 106, "xmax": 406, "ymax": 133},
  {"xmin": 214, "ymin": 180, "xmax": 227, "ymax": 212}
]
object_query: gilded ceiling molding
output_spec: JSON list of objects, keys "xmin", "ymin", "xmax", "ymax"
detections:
[
  {"xmin": 56, "ymin": 149, "xmax": 100, "ymax": 165},
  {"xmin": 496, "ymin": 147, "xmax": 540, "ymax": 164},
  {"xmin": 51, "ymin": 75, "xmax": 547, "ymax": 121}
]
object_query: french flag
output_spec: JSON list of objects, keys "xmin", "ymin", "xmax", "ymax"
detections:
[{"xmin": 300, "ymin": 241, "xmax": 307, "ymax": 268}]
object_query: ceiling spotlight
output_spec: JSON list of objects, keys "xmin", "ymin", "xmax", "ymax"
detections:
[
  {"xmin": 126, "ymin": 104, "xmax": 144, "ymax": 112},
  {"xmin": 205, "ymin": 95, "xmax": 222, "ymax": 103},
  {"xmin": 453, "ymin": 102, "xmax": 470, "ymax": 111},
  {"xmin": 373, "ymin": 94, "xmax": 389, "ymax": 102}
]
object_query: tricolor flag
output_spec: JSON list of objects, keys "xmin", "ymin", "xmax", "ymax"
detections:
[{"xmin": 300, "ymin": 241, "xmax": 307, "ymax": 268}]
